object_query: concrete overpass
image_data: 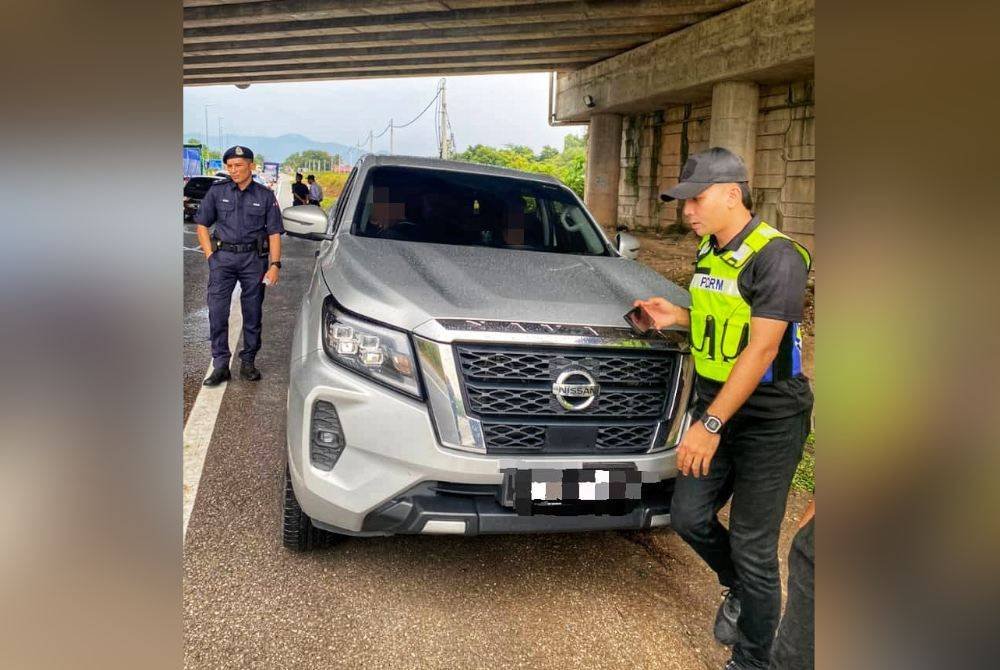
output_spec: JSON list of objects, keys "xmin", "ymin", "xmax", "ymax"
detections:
[
  {"xmin": 183, "ymin": 1, "xmax": 748, "ymax": 85},
  {"xmin": 184, "ymin": 0, "xmax": 815, "ymax": 247}
]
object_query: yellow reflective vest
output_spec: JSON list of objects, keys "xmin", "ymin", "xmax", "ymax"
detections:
[{"xmin": 688, "ymin": 221, "xmax": 811, "ymax": 383}]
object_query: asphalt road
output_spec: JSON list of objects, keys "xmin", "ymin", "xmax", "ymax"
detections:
[{"xmin": 182, "ymin": 178, "xmax": 810, "ymax": 669}]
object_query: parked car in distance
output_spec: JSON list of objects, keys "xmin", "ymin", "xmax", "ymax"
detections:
[{"xmin": 183, "ymin": 175, "xmax": 226, "ymax": 222}]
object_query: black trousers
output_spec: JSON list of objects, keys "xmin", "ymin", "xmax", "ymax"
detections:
[
  {"xmin": 770, "ymin": 518, "xmax": 814, "ymax": 670},
  {"xmin": 207, "ymin": 250, "xmax": 268, "ymax": 369},
  {"xmin": 671, "ymin": 408, "xmax": 811, "ymax": 668}
]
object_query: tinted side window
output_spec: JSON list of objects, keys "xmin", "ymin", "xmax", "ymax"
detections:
[{"xmin": 329, "ymin": 167, "xmax": 359, "ymax": 234}]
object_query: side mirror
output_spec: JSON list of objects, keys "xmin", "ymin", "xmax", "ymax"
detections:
[
  {"xmin": 282, "ymin": 205, "xmax": 329, "ymax": 240},
  {"xmin": 616, "ymin": 231, "xmax": 640, "ymax": 260}
]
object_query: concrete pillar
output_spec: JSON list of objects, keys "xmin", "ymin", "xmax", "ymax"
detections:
[
  {"xmin": 709, "ymin": 81, "xmax": 760, "ymax": 180},
  {"xmin": 584, "ymin": 113, "xmax": 622, "ymax": 229}
]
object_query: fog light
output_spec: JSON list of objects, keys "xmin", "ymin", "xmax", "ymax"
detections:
[{"xmin": 310, "ymin": 400, "xmax": 345, "ymax": 471}]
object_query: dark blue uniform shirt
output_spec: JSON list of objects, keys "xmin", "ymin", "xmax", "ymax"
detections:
[{"xmin": 194, "ymin": 178, "xmax": 284, "ymax": 244}]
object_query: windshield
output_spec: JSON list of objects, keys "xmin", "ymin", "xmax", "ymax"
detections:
[{"xmin": 351, "ymin": 166, "xmax": 610, "ymax": 256}]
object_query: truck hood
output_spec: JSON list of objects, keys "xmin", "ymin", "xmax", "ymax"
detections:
[{"xmin": 321, "ymin": 235, "xmax": 691, "ymax": 332}]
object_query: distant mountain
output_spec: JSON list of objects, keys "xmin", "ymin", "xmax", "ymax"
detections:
[{"xmin": 183, "ymin": 132, "xmax": 358, "ymax": 164}]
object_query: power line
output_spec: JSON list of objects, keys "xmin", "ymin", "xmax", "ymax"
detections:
[{"xmin": 355, "ymin": 79, "xmax": 449, "ymax": 158}]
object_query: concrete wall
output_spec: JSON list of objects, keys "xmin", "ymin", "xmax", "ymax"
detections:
[{"xmin": 615, "ymin": 78, "xmax": 815, "ymax": 253}]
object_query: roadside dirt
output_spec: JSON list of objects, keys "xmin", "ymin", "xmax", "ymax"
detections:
[{"xmin": 620, "ymin": 490, "xmax": 812, "ymax": 669}]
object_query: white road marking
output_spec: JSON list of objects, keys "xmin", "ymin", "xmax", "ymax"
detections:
[{"xmin": 183, "ymin": 286, "xmax": 243, "ymax": 539}]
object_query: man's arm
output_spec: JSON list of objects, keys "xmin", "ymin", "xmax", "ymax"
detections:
[
  {"xmin": 703, "ymin": 317, "xmax": 787, "ymax": 423},
  {"xmin": 193, "ymin": 188, "xmax": 216, "ymax": 259},
  {"xmin": 196, "ymin": 225, "xmax": 214, "ymax": 259},
  {"xmin": 675, "ymin": 316, "xmax": 787, "ymax": 477},
  {"xmin": 262, "ymin": 194, "xmax": 284, "ymax": 285}
]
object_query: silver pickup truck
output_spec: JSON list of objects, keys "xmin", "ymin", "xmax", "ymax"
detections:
[{"xmin": 279, "ymin": 155, "xmax": 694, "ymax": 550}]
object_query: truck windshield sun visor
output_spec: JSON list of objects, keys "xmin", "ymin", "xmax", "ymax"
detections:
[
  {"xmin": 321, "ymin": 297, "xmax": 422, "ymax": 399},
  {"xmin": 351, "ymin": 166, "xmax": 610, "ymax": 256}
]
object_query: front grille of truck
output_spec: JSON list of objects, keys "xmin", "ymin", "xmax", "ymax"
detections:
[{"xmin": 456, "ymin": 344, "xmax": 678, "ymax": 455}]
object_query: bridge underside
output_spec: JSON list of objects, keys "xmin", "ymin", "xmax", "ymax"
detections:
[{"xmin": 183, "ymin": 1, "xmax": 747, "ymax": 87}]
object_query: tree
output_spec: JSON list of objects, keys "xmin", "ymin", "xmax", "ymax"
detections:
[
  {"xmin": 284, "ymin": 149, "xmax": 339, "ymax": 172},
  {"xmin": 453, "ymin": 133, "xmax": 588, "ymax": 197},
  {"xmin": 537, "ymin": 145, "xmax": 559, "ymax": 161}
]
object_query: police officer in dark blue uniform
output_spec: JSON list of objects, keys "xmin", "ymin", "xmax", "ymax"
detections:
[{"xmin": 195, "ymin": 145, "xmax": 284, "ymax": 386}]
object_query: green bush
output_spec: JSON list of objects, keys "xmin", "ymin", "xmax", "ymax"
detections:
[{"xmin": 792, "ymin": 433, "xmax": 816, "ymax": 493}]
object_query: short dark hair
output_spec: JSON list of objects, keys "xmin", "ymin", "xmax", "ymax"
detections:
[
  {"xmin": 739, "ymin": 182, "xmax": 754, "ymax": 211},
  {"xmin": 307, "ymin": 174, "xmax": 315, "ymax": 181},
  {"xmin": 294, "ymin": 173, "xmax": 303, "ymax": 181}
]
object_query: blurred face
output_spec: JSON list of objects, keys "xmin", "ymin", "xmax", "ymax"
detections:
[
  {"xmin": 682, "ymin": 183, "xmax": 742, "ymax": 236},
  {"xmin": 225, "ymin": 158, "xmax": 253, "ymax": 185}
]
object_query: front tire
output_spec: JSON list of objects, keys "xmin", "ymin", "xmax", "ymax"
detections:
[{"xmin": 282, "ymin": 464, "xmax": 337, "ymax": 550}]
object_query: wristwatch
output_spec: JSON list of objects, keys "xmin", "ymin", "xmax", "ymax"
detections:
[
  {"xmin": 269, "ymin": 261, "xmax": 282, "ymax": 269},
  {"xmin": 700, "ymin": 413, "xmax": 724, "ymax": 434}
]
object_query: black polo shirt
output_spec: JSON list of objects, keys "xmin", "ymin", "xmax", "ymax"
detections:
[
  {"xmin": 291, "ymin": 180, "xmax": 310, "ymax": 205},
  {"xmin": 694, "ymin": 215, "xmax": 813, "ymax": 419},
  {"xmin": 194, "ymin": 178, "xmax": 284, "ymax": 244}
]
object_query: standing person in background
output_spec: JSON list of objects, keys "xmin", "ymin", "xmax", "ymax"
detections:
[
  {"xmin": 307, "ymin": 174, "xmax": 324, "ymax": 206},
  {"xmin": 291, "ymin": 173, "xmax": 310, "ymax": 206}
]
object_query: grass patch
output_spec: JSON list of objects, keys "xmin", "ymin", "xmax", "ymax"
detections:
[{"xmin": 792, "ymin": 432, "xmax": 815, "ymax": 493}]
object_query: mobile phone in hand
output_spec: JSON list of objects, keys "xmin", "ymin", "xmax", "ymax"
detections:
[{"xmin": 624, "ymin": 305, "xmax": 651, "ymax": 334}]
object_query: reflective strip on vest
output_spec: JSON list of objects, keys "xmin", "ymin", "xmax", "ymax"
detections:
[{"xmin": 689, "ymin": 221, "xmax": 811, "ymax": 383}]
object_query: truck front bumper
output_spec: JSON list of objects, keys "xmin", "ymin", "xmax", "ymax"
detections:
[{"xmin": 287, "ymin": 349, "xmax": 679, "ymax": 535}]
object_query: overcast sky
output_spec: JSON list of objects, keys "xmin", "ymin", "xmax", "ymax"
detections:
[{"xmin": 182, "ymin": 72, "xmax": 586, "ymax": 156}]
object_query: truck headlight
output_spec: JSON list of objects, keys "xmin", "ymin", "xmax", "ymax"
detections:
[{"xmin": 322, "ymin": 298, "xmax": 421, "ymax": 398}]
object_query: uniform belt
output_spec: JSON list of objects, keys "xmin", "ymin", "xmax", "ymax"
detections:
[{"xmin": 217, "ymin": 241, "xmax": 256, "ymax": 252}]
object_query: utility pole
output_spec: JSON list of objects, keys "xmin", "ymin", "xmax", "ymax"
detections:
[
  {"xmin": 438, "ymin": 79, "xmax": 450, "ymax": 159},
  {"xmin": 203, "ymin": 103, "xmax": 215, "ymax": 159},
  {"xmin": 389, "ymin": 118, "xmax": 394, "ymax": 155},
  {"xmin": 218, "ymin": 117, "xmax": 223, "ymax": 153}
]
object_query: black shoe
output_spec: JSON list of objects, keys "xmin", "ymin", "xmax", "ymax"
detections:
[
  {"xmin": 240, "ymin": 361, "xmax": 262, "ymax": 381},
  {"xmin": 203, "ymin": 366, "xmax": 231, "ymax": 387},
  {"xmin": 714, "ymin": 589, "xmax": 741, "ymax": 646}
]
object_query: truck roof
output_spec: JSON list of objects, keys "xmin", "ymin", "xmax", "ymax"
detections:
[{"xmin": 358, "ymin": 154, "xmax": 565, "ymax": 186}]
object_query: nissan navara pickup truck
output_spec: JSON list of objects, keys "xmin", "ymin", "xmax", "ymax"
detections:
[{"xmin": 279, "ymin": 155, "xmax": 694, "ymax": 550}]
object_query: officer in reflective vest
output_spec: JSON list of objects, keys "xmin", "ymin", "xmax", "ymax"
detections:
[
  {"xmin": 195, "ymin": 145, "xmax": 284, "ymax": 386},
  {"xmin": 633, "ymin": 147, "xmax": 812, "ymax": 670}
]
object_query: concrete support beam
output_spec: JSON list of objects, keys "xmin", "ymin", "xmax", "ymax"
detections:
[
  {"xmin": 709, "ymin": 80, "xmax": 759, "ymax": 179},
  {"xmin": 584, "ymin": 114, "xmax": 623, "ymax": 230},
  {"xmin": 184, "ymin": 1, "xmax": 723, "ymax": 42},
  {"xmin": 553, "ymin": 0, "xmax": 814, "ymax": 122},
  {"xmin": 183, "ymin": 19, "xmax": 684, "ymax": 56}
]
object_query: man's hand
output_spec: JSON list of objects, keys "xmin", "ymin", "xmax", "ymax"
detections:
[
  {"xmin": 633, "ymin": 297, "xmax": 690, "ymax": 330},
  {"xmin": 263, "ymin": 265, "xmax": 279, "ymax": 286},
  {"xmin": 676, "ymin": 420, "xmax": 721, "ymax": 478}
]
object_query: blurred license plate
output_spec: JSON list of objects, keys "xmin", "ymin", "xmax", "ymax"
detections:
[{"xmin": 501, "ymin": 468, "xmax": 645, "ymax": 510}]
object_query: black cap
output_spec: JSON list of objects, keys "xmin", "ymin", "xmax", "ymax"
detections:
[
  {"xmin": 660, "ymin": 147, "xmax": 749, "ymax": 202},
  {"xmin": 222, "ymin": 145, "xmax": 254, "ymax": 162}
]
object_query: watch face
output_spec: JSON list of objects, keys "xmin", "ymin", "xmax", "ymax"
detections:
[{"xmin": 703, "ymin": 416, "xmax": 723, "ymax": 433}]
